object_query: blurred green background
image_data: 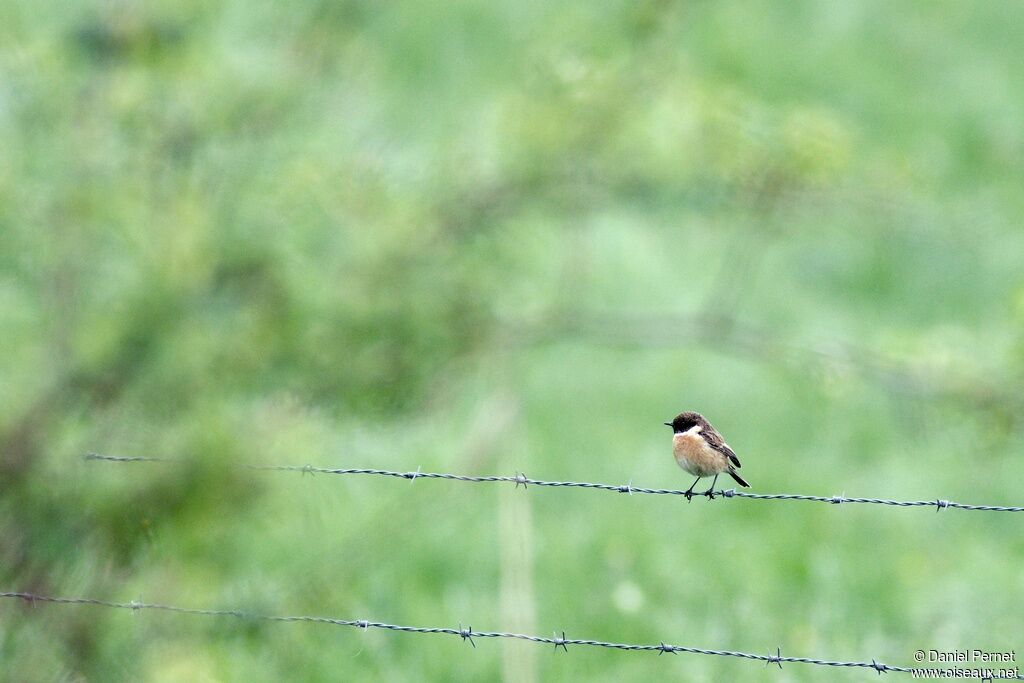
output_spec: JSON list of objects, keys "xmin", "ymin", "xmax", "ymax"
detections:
[{"xmin": 2, "ymin": 0, "xmax": 1023, "ymax": 680}]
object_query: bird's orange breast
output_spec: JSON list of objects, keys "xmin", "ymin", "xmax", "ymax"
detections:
[{"xmin": 673, "ymin": 431, "xmax": 728, "ymax": 477}]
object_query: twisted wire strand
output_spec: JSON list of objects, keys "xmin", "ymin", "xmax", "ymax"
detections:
[
  {"xmin": 83, "ymin": 454, "xmax": 1024, "ymax": 513},
  {"xmin": 0, "ymin": 592, "xmax": 933, "ymax": 675}
]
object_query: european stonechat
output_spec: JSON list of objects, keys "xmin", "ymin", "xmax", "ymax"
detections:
[{"xmin": 665, "ymin": 411, "xmax": 749, "ymax": 499}]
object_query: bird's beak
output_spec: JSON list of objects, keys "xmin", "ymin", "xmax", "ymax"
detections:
[{"xmin": 663, "ymin": 422, "xmax": 672, "ymax": 427}]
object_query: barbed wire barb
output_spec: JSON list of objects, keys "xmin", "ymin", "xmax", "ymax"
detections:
[
  {"xmin": 82, "ymin": 454, "xmax": 1024, "ymax": 513},
  {"xmin": 458, "ymin": 623, "xmax": 475, "ymax": 648}
]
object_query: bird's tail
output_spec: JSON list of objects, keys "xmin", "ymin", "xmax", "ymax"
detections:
[{"xmin": 728, "ymin": 469, "xmax": 750, "ymax": 488}]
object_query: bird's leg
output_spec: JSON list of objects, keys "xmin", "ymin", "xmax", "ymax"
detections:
[
  {"xmin": 703, "ymin": 473, "xmax": 719, "ymax": 499},
  {"xmin": 684, "ymin": 476, "xmax": 701, "ymax": 501}
]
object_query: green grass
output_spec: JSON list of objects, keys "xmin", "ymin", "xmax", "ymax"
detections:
[{"xmin": 2, "ymin": 0, "xmax": 1023, "ymax": 680}]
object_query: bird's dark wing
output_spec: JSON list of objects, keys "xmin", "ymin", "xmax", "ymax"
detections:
[
  {"xmin": 703, "ymin": 426, "xmax": 741, "ymax": 468},
  {"xmin": 719, "ymin": 444, "xmax": 741, "ymax": 468}
]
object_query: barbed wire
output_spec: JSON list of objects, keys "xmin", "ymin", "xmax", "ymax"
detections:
[
  {"xmin": 83, "ymin": 454, "xmax": 1024, "ymax": 513},
  {"xmin": 0, "ymin": 591, "xmax": 940, "ymax": 676}
]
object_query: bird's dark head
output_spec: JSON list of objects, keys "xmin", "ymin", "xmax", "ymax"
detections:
[{"xmin": 664, "ymin": 411, "xmax": 706, "ymax": 434}]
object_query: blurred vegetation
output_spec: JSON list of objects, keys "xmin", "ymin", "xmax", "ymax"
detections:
[{"xmin": 1, "ymin": 0, "xmax": 1023, "ymax": 681}]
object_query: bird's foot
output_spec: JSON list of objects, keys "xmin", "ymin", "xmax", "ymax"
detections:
[
  {"xmin": 683, "ymin": 489, "xmax": 695, "ymax": 501},
  {"xmin": 702, "ymin": 488, "xmax": 716, "ymax": 500}
]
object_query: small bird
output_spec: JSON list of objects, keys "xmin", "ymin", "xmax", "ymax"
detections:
[{"xmin": 664, "ymin": 411, "xmax": 749, "ymax": 499}]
